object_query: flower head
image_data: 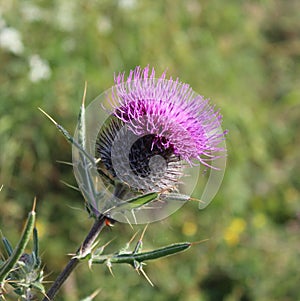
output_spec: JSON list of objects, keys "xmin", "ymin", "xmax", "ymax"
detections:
[
  {"xmin": 112, "ymin": 66, "xmax": 225, "ymax": 166},
  {"xmin": 72, "ymin": 65, "xmax": 227, "ymax": 223},
  {"xmin": 96, "ymin": 66, "xmax": 226, "ymax": 194}
]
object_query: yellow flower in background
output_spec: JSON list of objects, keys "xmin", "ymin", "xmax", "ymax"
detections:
[
  {"xmin": 182, "ymin": 220, "xmax": 198, "ymax": 236},
  {"xmin": 224, "ymin": 218, "xmax": 246, "ymax": 246}
]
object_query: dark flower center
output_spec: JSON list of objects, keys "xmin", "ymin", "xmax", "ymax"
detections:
[
  {"xmin": 129, "ymin": 134, "xmax": 176, "ymax": 178},
  {"xmin": 95, "ymin": 117, "xmax": 182, "ymax": 192}
]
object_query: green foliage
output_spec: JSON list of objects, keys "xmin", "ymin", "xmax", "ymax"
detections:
[
  {"xmin": 0, "ymin": 203, "xmax": 36, "ymax": 283},
  {"xmin": 0, "ymin": 0, "xmax": 299, "ymax": 300},
  {"xmin": 0, "ymin": 206, "xmax": 44, "ymax": 300}
]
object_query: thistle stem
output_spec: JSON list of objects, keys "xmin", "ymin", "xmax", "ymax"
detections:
[{"xmin": 43, "ymin": 215, "xmax": 107, "ymax": 301}]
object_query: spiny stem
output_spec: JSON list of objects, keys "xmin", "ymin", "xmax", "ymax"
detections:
[{"xmin": 42, "ymin": 216, "xmax": 107, "ymax": 301}]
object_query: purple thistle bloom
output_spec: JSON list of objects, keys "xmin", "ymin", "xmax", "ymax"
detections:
[
  {"xmin": 95, "ymin": 66, "xmax": 226, "ymax": 196},
  {"xmin": 112, "ymin": 65, "xmax": 226, "ymax": 167},
  {"xmin": 72, "ymin": 65, "xmax": 229, "ymax": 222}
]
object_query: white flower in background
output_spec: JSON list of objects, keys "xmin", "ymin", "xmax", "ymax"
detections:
[
  {"xmin": 0, "ymin": 27, "xmax": 24, "ymax": 55},
  {"xmin": 28, "ymin": 54, "xmax": 51, "ymax": 83},
  {"xmin": 21, "ymin": 2, "xmax": 44, "ymax": 22},
  {"xmin": 97, "ymin": 16, "xmax": 112, "ymax": 34},
  {"xmin": 56, "ymin": 0, "xmax": 76, "ymax": 31},
  {"xmin": 118, "ymin": 0, "xmax": 137, "ymax": 10}
]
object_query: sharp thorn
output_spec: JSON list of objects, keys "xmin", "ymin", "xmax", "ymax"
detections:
[
  {"xmin": 107, "ymin": 262, "xmax": 114, "ymax": 277},
  {"xmin": 190, "ymin": 238, "xmax": 210, "ymax": 246},
  {"xmin": 128, "ymin": 231, "xmax": 139, "ymax": 245},
  {"xmin": 139, "ymin": 267, "xmax": 154, "ymax": 287},
  {"xmin": 124, "ymin": 216, "xmax": 134, "ymax": 230},
  {"xmin": 140, "ymin": 224, "xmax": 149, "ymax": 242},
  {"xmin": 38, "ymin": 108, "xmax": 58, "ymax": 125},
  {"xmin": 88, "ymin": 289, "xmax": 101, "ymax": 300},
  {"xmin": 56, "ymin": 160, "xmax": 74, "ymax": 166},
  {"xmin": 32, "ymin": 197, "xmax": 37, "ymax": 212},
  {"xmin": 82, "ymin": 81, "xmax": 88, "ymax": 106},
  {"xmin": 60, "ymin": 180, "xmax": 80, "ymax": 191},
  {"xmin": 189, "ymin": 197, "xmax": 205, "ymax": 204},
  {"xmin": 88, "ymin": 258, "xmax": 93, "ymax": 271}
]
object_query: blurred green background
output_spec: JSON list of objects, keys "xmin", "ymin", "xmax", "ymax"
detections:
[{"xmin": 0, "ymin": 0, "xmax": 299, "ymax": 300}]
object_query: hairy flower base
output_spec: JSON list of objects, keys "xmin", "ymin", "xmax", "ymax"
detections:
[{"xmin": 96, "ymin": 117, "xmax": 183, "ymax": 193}]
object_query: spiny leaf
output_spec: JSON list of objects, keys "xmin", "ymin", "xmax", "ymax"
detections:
[
  {"xmin": 0, "ymin": 199, "xmax": 36, "ymax": 283},
  {"xmin": 91, "ymin": 242, "xmax": 192, "ymax": 265},
  {"xmin": 38, "ymin": 108, "xmax": 95, "ymax": 165}
]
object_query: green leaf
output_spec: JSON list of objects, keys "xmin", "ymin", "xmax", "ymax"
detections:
[
  {"xmin": 107, "ymin": 192, "xmax": 159, "ymax": 214},
  {"xmin": 0, "ymin": 200, "xmax": 36, "ymax": 283},
  {"xmin": 91, "ymin": 242, "xmax": 191, "ymax": 265}
]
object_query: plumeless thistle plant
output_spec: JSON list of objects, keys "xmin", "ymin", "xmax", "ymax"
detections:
[{"xmin": 0, "ymin": 66, "xmax": 227, "ymax": 300}]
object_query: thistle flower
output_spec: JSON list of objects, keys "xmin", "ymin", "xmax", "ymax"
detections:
[
  {"xmin": 112, "ymin": 66, "xmax": 225, "ymax": 165},
  {"xmin": 96, "ymin": 66, "xmax": 226, "ymax": 194},
  {"xmin": 73, "ymin": 66, "xmax": 227, "ymax": 223}
]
